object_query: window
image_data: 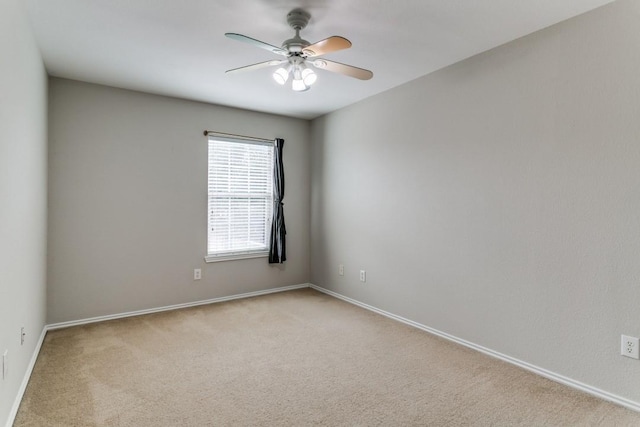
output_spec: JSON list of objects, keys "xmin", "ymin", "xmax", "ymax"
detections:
[{"xmin": 206, "ymin": 136, "xmax": 274, "ymax": 262}]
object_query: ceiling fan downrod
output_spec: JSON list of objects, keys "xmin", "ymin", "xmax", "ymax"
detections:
[{"xmin": 282, "ymin": 9, "xmax": 311, "ymax": 53}]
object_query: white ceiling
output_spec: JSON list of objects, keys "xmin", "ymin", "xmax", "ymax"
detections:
[{"xmin": 26, "ymin": 0, "xmax": 613, "ymax": 119}]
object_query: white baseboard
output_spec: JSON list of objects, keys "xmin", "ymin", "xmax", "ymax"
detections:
[
  {"xmin": 47, "ymin": 283, "xmax": 311, "ymax": 330},
  {"xmin": 309, "ymin": 283, "xmax": 640, "ymax": 413},
  {"xmin": 5, "ymin": 326, "xmax": 47, "ymax": 427}
]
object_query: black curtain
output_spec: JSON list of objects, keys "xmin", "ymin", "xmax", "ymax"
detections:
[{"xmin": 269, "ymin": 138, "xmax": 286, "ymax": 263}]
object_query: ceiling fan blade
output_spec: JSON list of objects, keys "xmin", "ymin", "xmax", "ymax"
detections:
[
  {"xmin": 226, "ymin": 60, "xmax": 286, "ymax": 75},
  {"xmin": 225, "ymin": 33, "xmax": 287, "ymax": 56},
  {"xmin": 302, "ymin": 36, "xmax": 352, "ymax": 57},
  {"xmin": 311, "ymin": 59, "xmax": 373, "ymax": 80}
]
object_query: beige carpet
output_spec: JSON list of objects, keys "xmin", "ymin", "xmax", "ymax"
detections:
[{"xmin": 14, "ymin": 288, "xmax": 640, "ymax": 426}]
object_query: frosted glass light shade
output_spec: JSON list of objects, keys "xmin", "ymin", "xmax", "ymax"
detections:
[
  {"xmin": 273, "ymin": 68, "xmax": 289, "ymax": 85},
  {"xmin": 292, "ymin": 78, "xmax": 308, "ymax": 92},
  {"xmin": 301, "ymin": 68, "xmax": 317, "ymax": 86}
]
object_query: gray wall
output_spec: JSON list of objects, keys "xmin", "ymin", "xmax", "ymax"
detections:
[
  {"xmin": 0, "ymin": 0, "xmax": 48, "ymax": 423},
  {"xmin": 311, "ymin": 0, "xmax": 640, "ymax": 404},
  {"xmin": 48, "ymin": 79, "xmax": 310, "ymax": 323}
]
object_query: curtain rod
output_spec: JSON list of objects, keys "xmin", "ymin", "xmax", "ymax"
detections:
[{"xmin": 203, "ymin": 130, "xmax": 274, "ymax": 143}]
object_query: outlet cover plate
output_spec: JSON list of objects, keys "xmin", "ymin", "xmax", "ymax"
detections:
[{"xmin": 621, "ymin": 335, "xmax": 640, "ymax": 359}]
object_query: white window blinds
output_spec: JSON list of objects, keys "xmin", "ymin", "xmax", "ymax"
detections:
[{"xmin": 207, "ymin": 137, "xmax": 274, "ymax": 260}]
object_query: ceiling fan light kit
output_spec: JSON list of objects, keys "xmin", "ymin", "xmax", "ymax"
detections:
[
  {"xmin": 273, "ymin": 56, "xmax": 317, "ymax": 92},
  {"xmin": 225, "ymin": 8, "xmax": 373, "ymax": 92}
]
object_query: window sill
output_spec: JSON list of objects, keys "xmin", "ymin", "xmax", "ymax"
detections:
[{"xmin": 204, "ymin": 250, "xmax": 269, "ymax": 263}]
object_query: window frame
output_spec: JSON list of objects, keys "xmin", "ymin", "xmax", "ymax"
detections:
[{"xmin": 205, "ymin": 136, "xmax": 274, "ymax": 263}]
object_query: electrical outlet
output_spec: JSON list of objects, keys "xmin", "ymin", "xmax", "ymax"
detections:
[
  {"xmin": 621, "ymin": 335, "xmax": 639, "ymax": 359},
  {"xmin": 339, "ymin": 264, "xmax": 344, "ymax": 276},
  {"xmin": 21, "ymin": 327, "xmax": 25, "ymax": 345},
  {"xmin": 2, "ymin": 350, "xmax": 7, "ymax": 380},
  {"xmin": 193, "ymin": 268, "xmax": 202, "ymax": 280},
  {"xmin": 359, "ymin": 270, "xmax": 366, "ymax": 282}
]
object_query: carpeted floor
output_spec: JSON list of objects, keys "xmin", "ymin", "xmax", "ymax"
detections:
[{"xmin": 14, "ymin": 288, "xmax": 640, "ymax": 426}]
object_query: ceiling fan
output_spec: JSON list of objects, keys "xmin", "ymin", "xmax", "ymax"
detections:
[{"xmin": 225, "ymin": 8, "xmax": 373, "ymax": 92}]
